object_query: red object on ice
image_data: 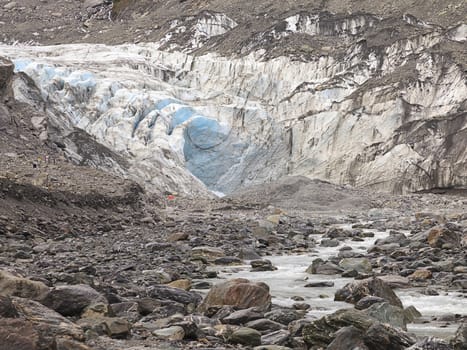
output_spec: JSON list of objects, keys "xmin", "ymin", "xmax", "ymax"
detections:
[{"xmin": 167, "ymin": 195, "xmax": 175, "ymax": 200}]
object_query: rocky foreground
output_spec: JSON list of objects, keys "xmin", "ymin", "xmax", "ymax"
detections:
[{"xmin": 1, "ymin": 161, "xmax": 467, "ymax": 350}]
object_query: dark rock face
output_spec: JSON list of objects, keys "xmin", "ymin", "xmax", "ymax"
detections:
[
  {"xmin": 334, "ymin": 277, "xmax": 403, "ymax": 308},
  {"xmin": 41, "ymin": 284, "xmax": 107, "ymax": 316}
]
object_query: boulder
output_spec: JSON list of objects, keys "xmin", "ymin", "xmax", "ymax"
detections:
[
  {"xmin": 339, "ymin": 258, "xmax": 373, "ymax": 273},
  {"xmin": 408, "ymin": 269, "xmax": 432, "ymax": 281},
  {"xmin": 0, "ymin": 270, "xmax": 49, "ymax": 301},
  {"xmin": 355, "ymin": 296, "xmax": 386, "ymax": 310},
  {"xmin": 12, "ymin": 297, "xmax": 84, "ymax": 343},
  {"xmin": 78, "ymin": 317, "xmax": 131, "ymax": 339},
  {"xmin": 229, "ymin": 327, "xmax": 262, "ymax": 346},
  {"xmin": 427, "ymin": 226, "xmax": 460, "ymax": 248},
  {"xmin": 365, "ymin": 302, "xmax": 407, "ymax": 330},
  {"xmin": 251, "ymin": 259, "xmax": 277, "ymax": 271},
  {"xmin": 379, "ymin": 275, "xmax": 410, "ymax": 289},
  {"xmin": 363, "ymin": 322, "xmax": 416, "ymax": 350},
  {"xmin": 306, "ymin": 259, "xmax": 344, "ymax": 275},
  {"xmin": 407, "ymin": 337, "xmax": 453, "ymax": 350},
  {"xmin": 222, "ymin": 307, "xmax": 264, "ymax": 325},
  {"xmin": 261, "ymin": 329, "xmax": 290, "ymax": 346},
  {"xmin": 153, "ymin": 326, "xmax": 185, "ymax": 341},
  {"xmin": 303, "ymin": 308, "xmax": 416, "ymax": 349},
  {"xmin": 199, "ymin": 278, "xmax": 271, "ymax": 312},
  {"xmin": 0, "ymin": 58, "xmax": 14, "ymax": 92},
  {"xmin": 55, "ymin": 338, "xmax": 91, "ymax": 350},
  {"xmin": 167, "ymin": 279, "xmax": 192, "ymax": 291},
  {"xmin": 246, "ymin": 318, "xmax": 285, "ymax": 333},
  {"xmin": 334, "ymin": 277, "xmax": 403, "ymax": 308},
  {"xmin": 326, "ymin": 326, "xmax": 368, "ymax": 350},
  {"xmin": 0, "ymin": 319, "xmax": 38, "ymax": 350},
  {"xmin": 304, "ymin": 281, "xmax": 334, "ymax": 287},
  {"xmin": 192, "ymin": 246, "xmax": 226, "ymax": 261},
  {"xmin": 148, "ymin": 284, "xmax": 202, "ymax": 305},
  {"xmin": 0, "ymin": 295, "xmax": 19, "ymax": 317},
  {"xmin": 302, "ymin": 309, "xmax": 374, "ymax": 348},
  {"xmin": 265, "ymin": 308, "xmax": 303, "ymax": 325},
  {"xmin": 451, "ymin": 323, "xmax": 467, "ymax": 350},
  {"xmin": 41, "ymin": 284, "xmax": 107, "ymax": 316}
]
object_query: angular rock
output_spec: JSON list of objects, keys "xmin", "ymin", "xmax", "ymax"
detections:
[
  {"xmin": 229, "ymin": 327, "xmax": 262, "ymax": 346},
  {"xmin": 153, "ymin": 326, "xmax": 185, "ymax": 341},
  {"xmin": 403, "ymin": 306, "xmax": 422, "ymax": 323},
  {"xmin": 306, "ymin": 258, "xmax": 344, "ymax": 275},
  {"xmin": 326, "ymin": 326, "xmax": 368, "ymax": 350},
  {"xmin": 0, "ymin": 295, "xmax": 19, "ymax": 317},
  {"xmin": 355, "ymin": 296, "xmax": 386, "ymax": 310},
  {"xmin": 251, "ymin": 259, "xmax": 277, "ymax": 271},
  {"xmin": 0, "ymin": 270, "xmax": 49, "ymax": 301},
  {"xmin": 451, "ymin": 322, "xmax": 467, "ymax": 350},
  {"xmin": 408, "ymin": 269, "xmax": 433, "ymax": 281},
  {"xmin": 363, "ymin": 323, "xmax": 416, "ymax": 350},
  {"xmin": 427, "ymin": 226, "xmax": 460, "ymax": 248},
  {"xmin": 302, "ymin": 309, "xmax": 375, "ymax": 348},
  {"xmin": 0, "ymin": 57, "xmax": 14, "ymax": 91},
  {"xmin": 78, "ymin": 317, "xmax": 131, "ymax": 339},
  {"xmin": 265, "ymin": 308, "xmax": 303, "ymax": 325},
  {"xmin": 199, "ymin": 278, "xmax": 271, "ymax": 312},
  {"xmin": 222, "ymin": 307, "xmax": 264, "ymax": 325},
  {"xmin": 55, "ymin": 338, "xmax": 91, "ymax": 350},
  {"xmin": 148, "ymin": 284, "xmax": 202, "ymax": 305},
  {"xmin": 238, "ymin": 248, "xmax": 262, "ymax": 260},
  {"xmin": 339, "ymin": 258, "xmax": 373, "ymax": 274},
  {"xmin": 0, "ymin": 318, "xmax": 38, "ymax": 350},
  {"xmin": 41, "ymin": 284, "xmax": 107, "ymax": 316},
  {"xmin": 334, "ymin": 277, "xmax": 403, "ymax": 308},
  {"xmin": 407, "ymin": 337, "xmax": 453, "ymax": 350},
  {"xmin": 366, "ymin": 302, "xmax": 407, "ymax": 330},
  {"xmin": 246, "ymin": 318, "xmax": 285, "ymax": 333},
  {"xmin": 12, "ymin": 297, "xmax": 84, "ymax": 343},
  {"xmin": 191, "ymin": 246, "xmax": 225, "ymax": 261},
  {"xmin": 261, "ymin": 329, "xmax": 290, "ymax": 346},
  {"xmin": 167, "ymin": 279, "xmax": 192, "ymax": 291}
]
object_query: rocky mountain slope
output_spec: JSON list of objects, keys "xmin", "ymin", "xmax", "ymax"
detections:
[{"xmin": 1, "ymin": 0, "xmax": 466, "ymax": 195}]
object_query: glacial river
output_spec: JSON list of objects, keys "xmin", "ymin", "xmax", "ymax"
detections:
[{"xmin": 197, "ymin": 228, "xmax": 466, "ymax": 339}]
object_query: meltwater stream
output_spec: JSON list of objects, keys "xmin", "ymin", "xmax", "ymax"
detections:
[{"xmin": 197, "ymin": 227, "xmax": 467, "ymax": 339}]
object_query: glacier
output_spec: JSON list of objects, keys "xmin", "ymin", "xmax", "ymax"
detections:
[{"xmin": 0, "ymin": 11, "xmax": 465, "ymax": 196}]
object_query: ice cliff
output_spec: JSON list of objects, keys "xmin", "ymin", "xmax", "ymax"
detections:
[{"xmin": 1, "ymin": 11, "xmax": 466, "ymax": 196}]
